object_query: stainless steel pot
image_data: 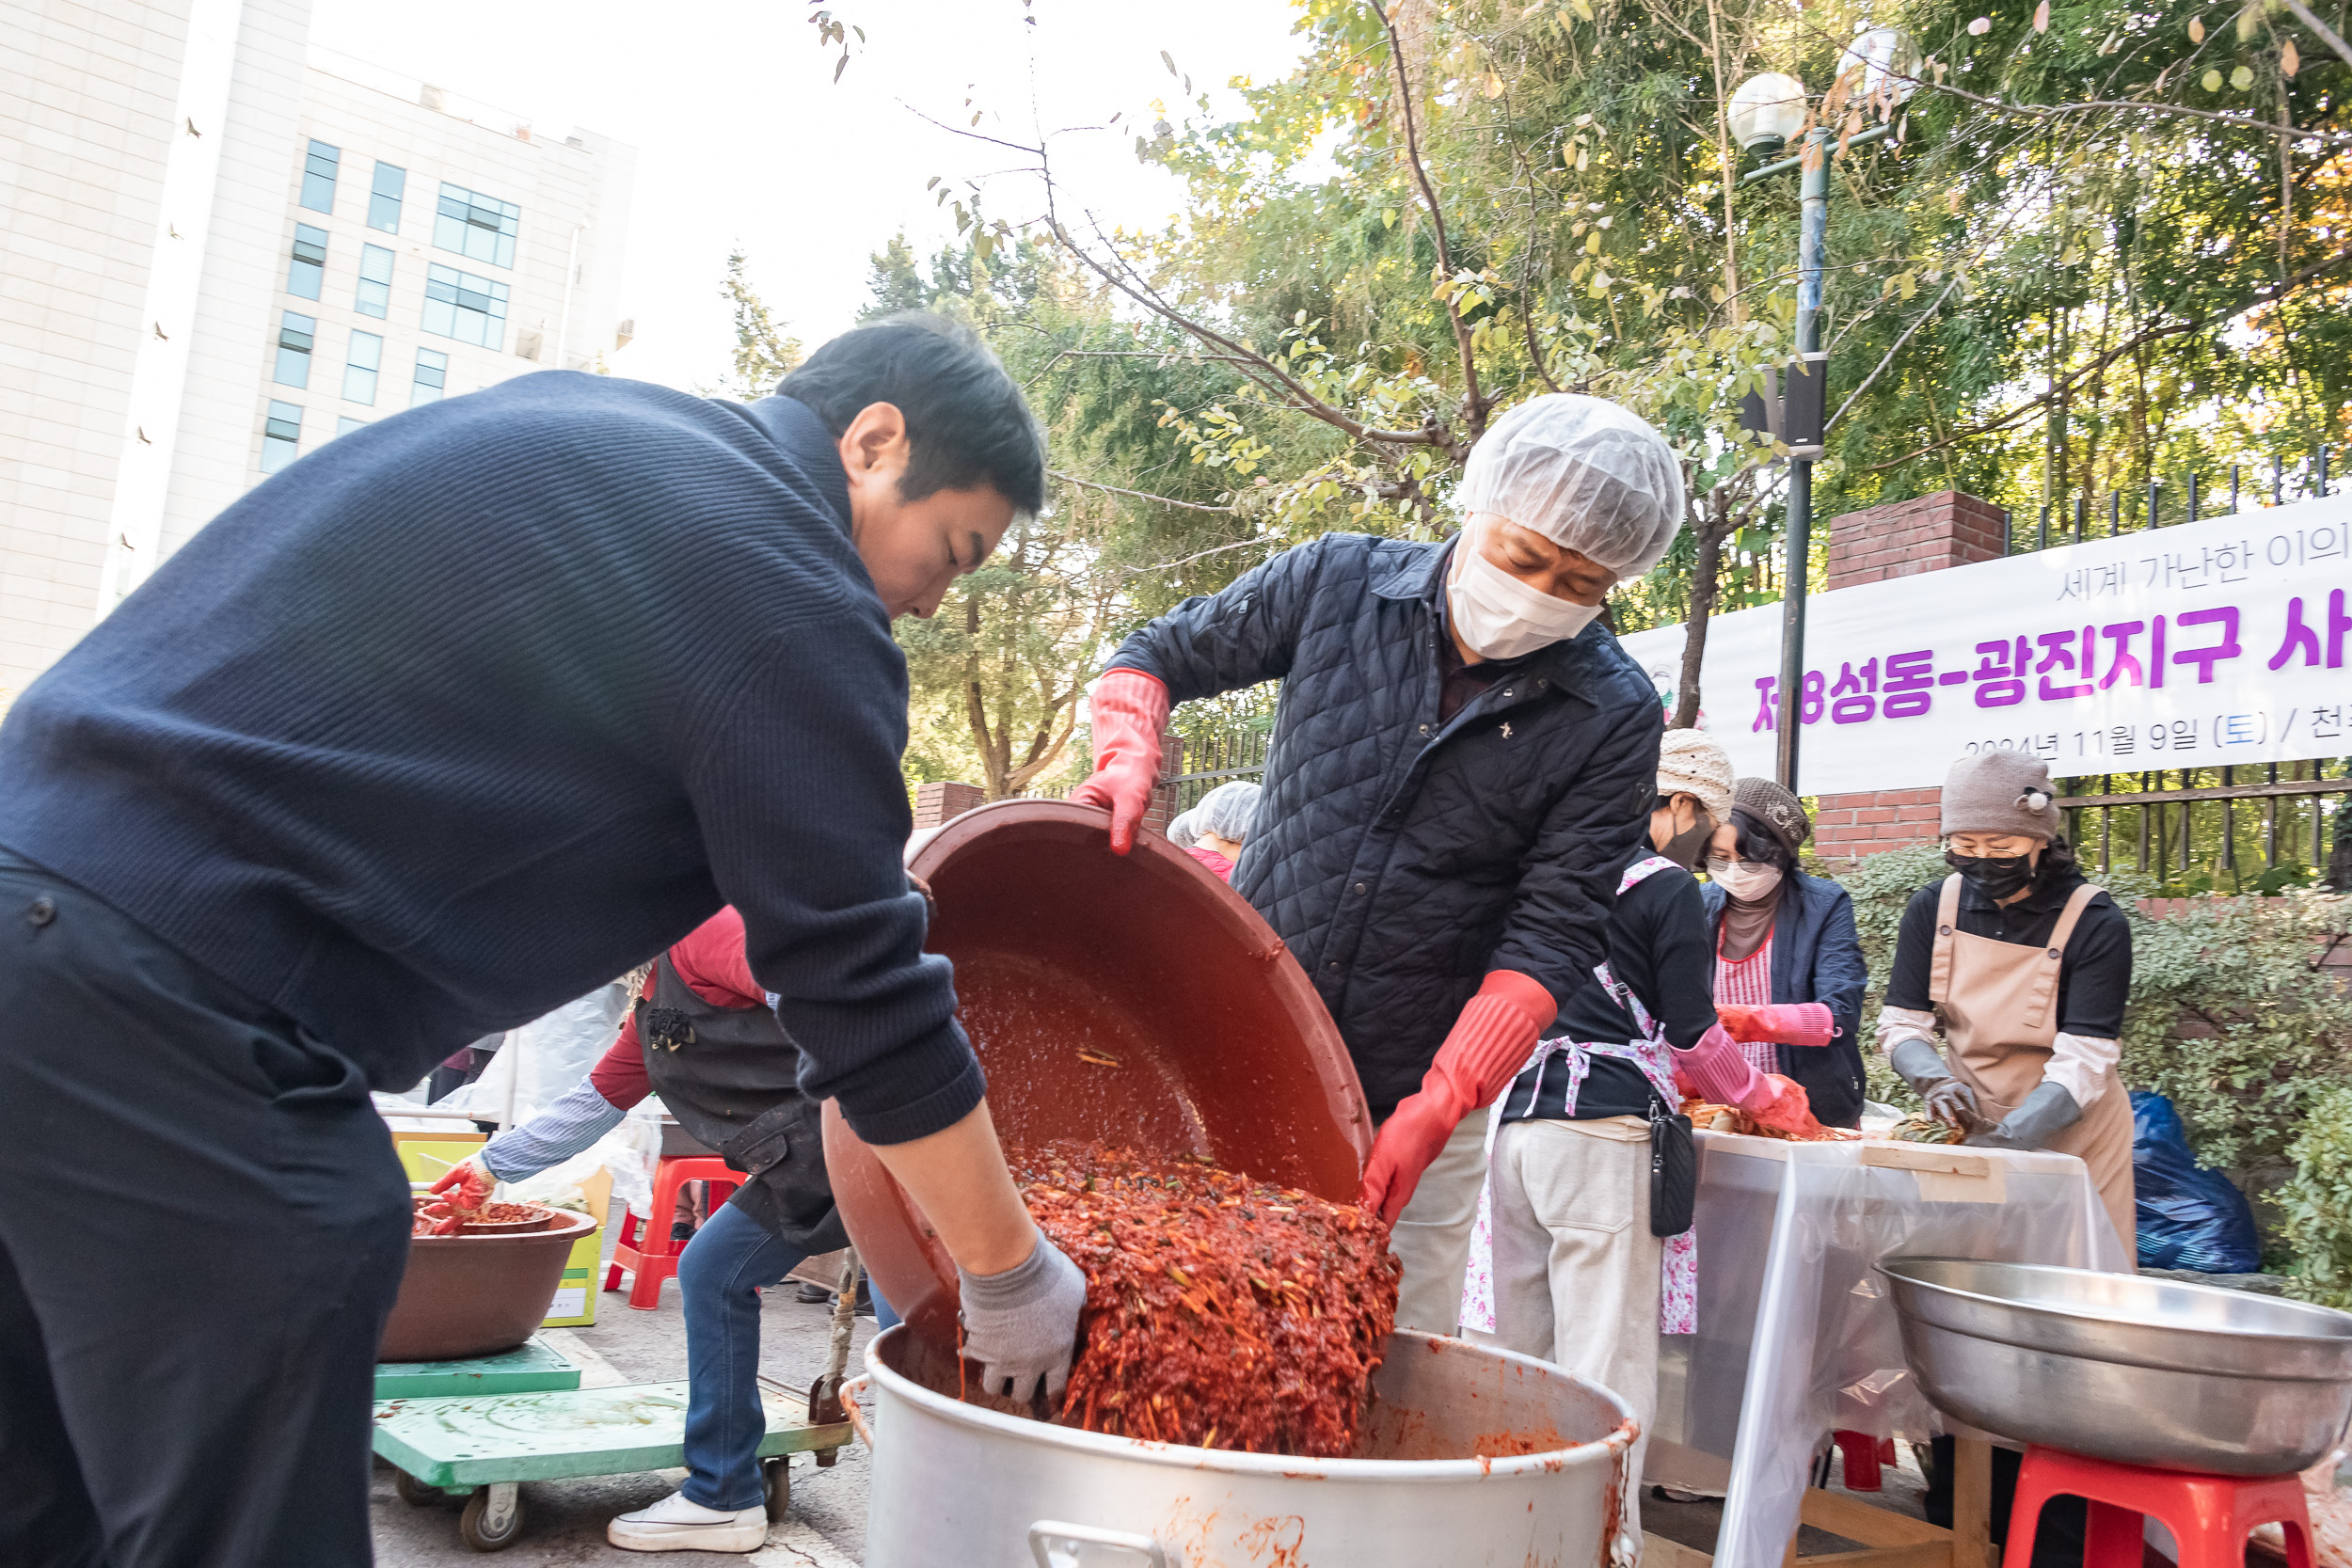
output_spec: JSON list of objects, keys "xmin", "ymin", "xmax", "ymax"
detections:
[
  {"xmin": 850, "ymin": 1326, "xmax": 1636, "ymax": 1568},
  {"xmin": 1880, "ymin": 1256, "xmax": 2352, "ymax": 1475}
]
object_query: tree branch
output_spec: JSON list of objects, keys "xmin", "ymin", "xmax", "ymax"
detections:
[
  {"xmin": 1369, "ymin": 0, "xmax": 1490, "ymax": 438},
  {"xmin": 1050, "ymin": 468, "xmax": 1235, "ymax": 513},
  {"xmin": 1826, "ymin": 271, "xmax": 1966, "ymax": 431},
  {"xmin": 2277, "ymin": 0, "xmax": 2352, "ymax": 71},
  {"xmin": 1865, "ymin": 244, "xmax": 2352, "ymax": 471}
]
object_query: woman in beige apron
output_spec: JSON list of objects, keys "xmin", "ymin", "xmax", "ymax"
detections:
[{"xmin": 1875, "ymin": 750, "xmax": 2137, "ymax": 1253}]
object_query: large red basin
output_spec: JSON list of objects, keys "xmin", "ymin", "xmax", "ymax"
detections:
[{"xmin": 822, "ymin": 800, "xmax": 1372, "ymax": 1344}]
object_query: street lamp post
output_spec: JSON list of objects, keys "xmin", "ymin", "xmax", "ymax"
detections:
[{"xmin": 1731, "ymin": 33, "xmax": 1915, "ymax": 791}]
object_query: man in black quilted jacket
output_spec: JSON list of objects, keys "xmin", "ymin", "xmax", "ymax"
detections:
[{"xmin": 1068, "ymin": 394, "xmax": 1685, "ymax": 1334}]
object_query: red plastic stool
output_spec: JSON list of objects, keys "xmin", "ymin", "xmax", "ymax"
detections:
[
  {"xmin": 603, "ymin": 1156, "xmax": 744, "ymax": 1310},
  {"xmin": 1834, "ymin": 1430, "xmax": 1899, "ymax": 1491},
  {"xmin": 2003, "ymin": 1446, "xmax": 2313, "ymax": 1568}
]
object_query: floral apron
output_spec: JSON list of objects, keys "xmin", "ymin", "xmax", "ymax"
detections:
[{"xmin": 1460, "ymin": 854, "xmax": 1698, "ymax": 1336}]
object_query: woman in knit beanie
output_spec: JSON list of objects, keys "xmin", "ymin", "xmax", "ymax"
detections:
[
  {"xmin": 1694, "ymin": 778, "xmax": 1870, "ymax": 1126},
  {"xmin": 1874, "ymin": 749, "xmax": 2137, "ymax": 1528},
  {"xmin": 1875, "ymin": 750, "xmax": 2134, "ymax": 1233}
]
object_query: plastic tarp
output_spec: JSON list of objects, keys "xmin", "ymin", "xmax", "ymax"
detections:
[
  {"xmin": 435, "ymin": 981, "xmax": 632, "ymax": 1129},
  {"xmin": 1649, "ymin": 1132, "xmax": 2132, "ymax": 1568}
]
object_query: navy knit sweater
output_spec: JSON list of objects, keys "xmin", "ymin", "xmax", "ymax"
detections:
[{"xmin": 0, "ymin": 373, "xmax": 982, "ymax": 1145}]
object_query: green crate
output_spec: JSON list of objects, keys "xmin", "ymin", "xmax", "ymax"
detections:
[{"xmin": 373, "ymin": 1337, "xmax": 581, "ymax": 1401}]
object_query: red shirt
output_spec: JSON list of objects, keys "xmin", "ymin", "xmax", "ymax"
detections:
[
  {"xmin": 1184, "ymin": 845, "xmax": 1235, "ymax": 882},
  {"xmin": 587, "ymin": 906, "xmax": 765, "ymax": 1108}
]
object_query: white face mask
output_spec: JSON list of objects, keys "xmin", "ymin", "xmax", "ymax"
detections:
[
  {"xmin": 1707, "ymin": 859, "xmax": 1784, "ymax": 902},
  {"xmin": 1446, "ymin": 536, "xmax": 1603, "ymax": 660}
]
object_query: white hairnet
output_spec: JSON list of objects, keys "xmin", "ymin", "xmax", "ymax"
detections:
[
  {"xmin": 1188, "ymin": 781, "xmax": 1262, "ymax": 844},
  {"xmin": 1165, "ymin": 808, "xmax": 1200, "ymax": 846},
  {"xmin": 1457, "ymin": 394, "xmax": 1685, "ymax": 577}
]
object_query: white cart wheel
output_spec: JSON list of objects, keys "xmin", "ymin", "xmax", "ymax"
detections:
[{"xmin": 459, "ymin": 1483, "xmax": 524, "ymax": 1551}]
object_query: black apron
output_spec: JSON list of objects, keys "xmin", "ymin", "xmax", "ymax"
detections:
[{"xmin": 635, "ymin": 953, "xmax": 849, "ymax": 1255}]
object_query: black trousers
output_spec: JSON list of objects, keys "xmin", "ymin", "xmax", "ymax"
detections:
[{"xmin": 0, "ymin": 851, "xmax": 412, "ymax": 1567}]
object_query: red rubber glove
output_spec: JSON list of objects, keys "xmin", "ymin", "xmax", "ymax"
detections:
[
  {"xmin": 1747, "ymin": 1074, "xmax": 1817, "ymax": 1135},
  {"xmin": 426, "ymin": 1159, "xmax": 493, "ymax": 1235},
  {"xmin": 1715, "ymin": 1003, "xmax": 1836, "ymax": 1050},
  {"xmin": 1359, "ymin": 972, "xmax": 1556, "ymax": 1225},
  {"xmin": 1066, "ymin": 669, "xmax": 1170, "ymax": 855},
  {"xmin": 1671, "ymin": 1022, "xmax": 1767, "ymax": 1110}
]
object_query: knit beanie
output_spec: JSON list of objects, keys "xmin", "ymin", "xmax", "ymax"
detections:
[
  {"xmin": 1656, "ymin": 728, "xmax": 1735, "ymax": 820},
  {"xmin": 1733, "ymin": 776, "xmax": 1811, "ymax": 859},
  {"xmin": 1940, "ymin": 751, "xmax": 2060, "ymax": 839}
]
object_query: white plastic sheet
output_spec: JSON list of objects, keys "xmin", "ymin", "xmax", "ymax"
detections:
[
  {"xmin": 435, "ymin": 981, "xmax": 631, "ymax": 1128},
  {"xmin": 1650, "ymin": 1132, "xmax": 2130, "ymax": 1568}
]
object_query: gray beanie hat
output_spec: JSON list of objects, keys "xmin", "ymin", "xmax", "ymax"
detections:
[
  {"xmin": 1941, "ymin": 751, "xmax": 2060, "ymax": 839},
  {"xmin": 1656, "ymin": 728, "xmax": 1735, "ymax": 820},
  {"xmin": 1733, "ymin": 776, "xmax": 1811, "ymax": 860}
]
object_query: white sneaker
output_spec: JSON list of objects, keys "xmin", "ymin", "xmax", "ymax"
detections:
[{"xmin": 606, "ymin": 1489, "xmax": 768, "ymax": 1553}]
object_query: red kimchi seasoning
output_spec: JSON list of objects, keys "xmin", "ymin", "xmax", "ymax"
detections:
[{"xmin": 1010, "ymin": 1142, "xmax": 1401, "ymax": 1459}]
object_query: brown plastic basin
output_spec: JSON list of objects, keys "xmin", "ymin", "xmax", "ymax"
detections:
[
  {"xmin": 378, "ymin": 1207, "xmax": 599, "ymax": 1362},
  {"xmin": 822, "ymin": 799, "xmax": 1372, "ymax": 1345}
]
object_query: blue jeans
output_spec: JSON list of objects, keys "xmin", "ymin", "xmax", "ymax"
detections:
[{"xmin": 675, "ymin": 1201, "xmax": 898, "ymax": 1510}]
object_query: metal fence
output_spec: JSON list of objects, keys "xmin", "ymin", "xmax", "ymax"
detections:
[
  {"xmin": 1164, "ymin": 726, "xmax": 1272, "ymax": 816},
  {"xmin": 2056, "ymin": 762, "xmax": 2349, "ymax": 890},
  {"xmin": 2005, "ymin": 451, "xmax": 2335, "ymax": 554}
]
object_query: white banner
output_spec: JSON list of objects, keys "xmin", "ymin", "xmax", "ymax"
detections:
[{"xmin": 1618, "ymin": 493, "xmax": 2352, "ymax": 796}]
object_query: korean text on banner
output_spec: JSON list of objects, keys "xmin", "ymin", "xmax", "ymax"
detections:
[{"xmin": 1617, "ymin": 494, "xmax": 2352, "ymax": 794}]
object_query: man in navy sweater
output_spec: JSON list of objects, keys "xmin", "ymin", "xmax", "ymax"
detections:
[{"xmin": 0, "ymin": 314, "xmax": 1085, "ymax": 1566}]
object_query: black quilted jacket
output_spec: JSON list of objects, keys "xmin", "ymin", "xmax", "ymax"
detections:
[{"xmin": 1108, "ymin": 533, "xmax": 1664, "ymax": 1115}]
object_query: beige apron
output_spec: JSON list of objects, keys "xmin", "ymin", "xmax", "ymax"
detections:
[{"xmin": 1927, "ymin": 875, "xmax": 2137, "ymax": 1253}]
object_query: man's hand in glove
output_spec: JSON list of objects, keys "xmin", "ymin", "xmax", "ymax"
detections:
[
  {"xmin": 958, "ymin": 1232, "xmax": 1088, "ymax": 1405},
  {"xmin": 1963, "ymin": 1080, "xmax": 2082, "ymax": 1151},
  {"xmin": 1065, "ymin": 670, "xmax": 1170, "ymax": 855},
  {"xmin": 423, "ymin": 1158, "xmax": 494, "ymax": 1234},
  {"xmin": 1715, "ymin": 1003, "xmax": 1836, "ymax": 1050},
  {"xmin": 1359, "ymin": 972, "xmax": 1554, "ymax": 1225}
]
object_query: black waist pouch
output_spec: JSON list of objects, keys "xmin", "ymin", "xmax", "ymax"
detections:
[{"xmin": 1648, "ymin": 1095, "xmax": 1695, "ymax": 1236}]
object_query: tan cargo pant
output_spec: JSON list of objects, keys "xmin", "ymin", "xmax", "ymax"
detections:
[
  {"xmin": 1487, "ymin": 1116, "xmax": 1661, "ymax": 1545},
  {"xmin": 1386, "ymin": 1107, "xmax": 1490, "ymax": 1338}
]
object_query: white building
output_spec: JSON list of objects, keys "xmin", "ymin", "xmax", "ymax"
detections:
[{"xmin": 0, "ymin": 2, "xmax": 635, "ymax": 697}]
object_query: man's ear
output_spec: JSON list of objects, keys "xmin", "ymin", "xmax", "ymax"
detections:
[{"xmin": 838, "ymin": 402, "xmax": 910, "ymax": 476}]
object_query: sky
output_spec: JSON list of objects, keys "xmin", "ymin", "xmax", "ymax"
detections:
[{"xmin": 308, "ymin": 0, "xmax": 1316, "ymax": 390}]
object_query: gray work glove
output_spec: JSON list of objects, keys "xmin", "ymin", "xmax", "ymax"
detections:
[
  {"xmin": 1963, "ymin": 1080, "xmax": 2082, "ymax": 1151},
  {"xmin": 1890, "ymin": 1037, "xmax": 1981, "ymax": 1130},
  {"xmin": 957, "ymin": 1233, "xmax": 1087, "ymax": 1404}
]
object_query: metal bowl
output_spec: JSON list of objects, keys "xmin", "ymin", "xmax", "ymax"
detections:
[{"xmin": 1879, "ymin": 1256, "xmax": 2352, "ymax": 1475}]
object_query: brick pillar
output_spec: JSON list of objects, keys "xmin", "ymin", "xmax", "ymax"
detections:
[
  {"xmin": 1143, "ymin": 734, "xmax": 1185, "ymax": 839},
  {"xmin": 1822, "ymin": 490, "xmax": 2007, "ymax": 591},
  {"xmin": 913, "ymin": 780, "xmax": 985, "ymax": 829},
  {"xmin": 1811, "ymin": 491, "xmax": 2006, "ymax": 861}
]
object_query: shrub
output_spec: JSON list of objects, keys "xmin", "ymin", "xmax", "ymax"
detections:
[
  {"xmin": 2119, "ymin": 891, "xmax": 2352, "ymax": 1174},
  {"xmin": 2276, "ymin": 1085, "xmax": 2352, "ymax": 1308}
]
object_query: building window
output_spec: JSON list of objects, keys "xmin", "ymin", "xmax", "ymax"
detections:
[
  {"xmin": 336, "ymin": 415, "xmax": 367, "ymax": 437},
  {"xmin": 274, "ymin": 310, "xmax": 316, "ymax": 388},
  {"xmin": 411, "ymin": 347, "xmax": 449, "ymax": 406},
  {"xmin": 354, "ymin": 244, "xmax": 395, "ymax": 319},
  {"xmin": 285, "ymin": 224, "xmax": 327, "ymax": 300},
  {"xmin": 261, "ymin": 401, "xmax": 303, "ymax": 472},
  {"xmin": 422, "ymin": 262, "xmax": 508, "ymax": 350},
  {"xmin": 368, "ymin": 161, "xmax": 405, "ymax": 231},
  {"xmin": 299, "ymin": 139, "xmax": 340, "ymax": 213},
  {"xmin": 432, "ymin": 183, "xmax": 519, "ymax": 268},
  {"xmin": 343, "ymin": 330, "xmax": 383, "ymax": 405}
]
